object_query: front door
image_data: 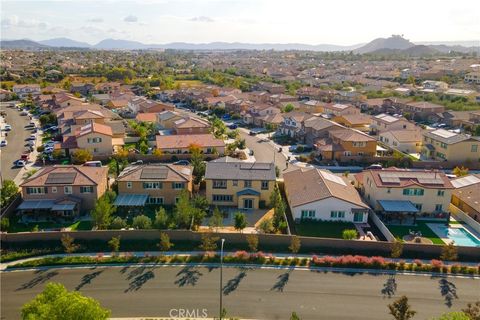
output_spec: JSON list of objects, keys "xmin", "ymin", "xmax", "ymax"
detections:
[
  {"xmin": 243, "ymin": 198, "xmax": 253, "ymax": 209},
  {"xmin": 353, "ymin": 212, "xmax": 363, "ymax": 222}
]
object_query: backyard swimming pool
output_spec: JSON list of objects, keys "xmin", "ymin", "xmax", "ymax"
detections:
[{"xmin": 428, "ymin": 223, "xmax": 480, "ymax": 247}]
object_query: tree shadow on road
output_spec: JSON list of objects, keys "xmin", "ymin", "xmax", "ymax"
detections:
[
  {"xmin": 207, "ymin": 265, "xmax": 219, "ymax": 272},
  {"xmin": 119, "ymin": 266, "xmax": 130, "ymax": 274},
  {"xmin": 381, "ymin": 275, "xmax": 397, "ymax": 298},
  {"xmin": 16, "ymin": 271, "xmax": 59, "ymax": 291},
  {"xmin": 438, "ymin": 278, "xmax": 458, "ymax": 308},
  {"xmin": 271, "ymin": 269, "xmax": 292, "ymax": 292},
  {"xmin": 223, "ymin": 271, "xmax": 247, "ymax": 295},
  {"xmin": 124, "ymin": 270, "xmax": 155, "ymax": 293},
  {"xmin": 75, "ymin": 270, "xmax": 104, "ymax": 291},
  {"xmin": 174, "ymin": 266, "xmax": 203, "ymax": 287}
]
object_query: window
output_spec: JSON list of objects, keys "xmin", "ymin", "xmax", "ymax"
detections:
[
  {"xmin": 213, "ymin": 180, "xmax": 227, "ymax": 189},
  {"xmin": 440, "ymin": 142, "xmax": 448, "ymax": 149},
  {"xmin": 52, "ymin": 187, "xmax": 57, "ymax": 193},
  {"xmin": 261, "ymin": 181, "xmax": 269, "ymax": 190},
  {"xmin": 26, "ymin": 187, "xmax": 46, "ymax": 195},
  {"xmin": 147, "ymin": 197, "xmax": 164, "ymax": 205},
  {"xmin": 301, "ymin": 210, "xmax": 315, "ymax": 218},
  {"xmin": 126, "ymin": 182, "xmax": 132, "ymax": 189},
  {"xmin": 414, "ymin": 203, "xmax": 423, "ymax": 211},
  {"xmin": 80, "ymin": 186, "xmax": 93, "ymax": 194},
  {"xmin": 143, "ymin": 182, "xmax": 162, "ymax": 189},
  {"xmin": 437, "ymin": 190, "xmax": 445, "ymax": 197},
  {"xmin": 64, "ymin": 186, "xmax": 72, "ymax": 194},
  {"xmin": 172, "ymin": 182, "xmax": 185, "ymax": 190},
  {"xmin": 403, "ymin": 188, "xmax": 424, "ymax": 196},
  {"xmin": 93, "ymin": 148, "xmax": 99, "ymax": 153},
  {"xmin": 213, "ymin": 194, "xmax": 233, "ymax": 202},
  {"xmin": 232, "ymin": 180, "xmax": 238, "ymax": 186},
  {"xmin": 352, "ymin": 142, "xmax": 366, "ymax": 147},
  {"xmin": 244, "ymin": 180, "xmax": 252, "ymax": 188},
  {"xmin": 435, "ymin": 204, "xmax": 443, "ymax": 212},
  {"xmin": 387, "ymin": 188, "xmax": 391, "ymax": 194},
  {"xmin": 472, "ymin": 145, "xmax": 478, "ymax": 152},
  {"xmin": 330, "ymin": 211, "xmax": 346, "ymax": 219},
  {"xmin": 87, "ymin": 137, "xmax": 102, "ymax": 144}
]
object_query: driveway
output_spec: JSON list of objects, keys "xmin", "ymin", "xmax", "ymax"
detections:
[{"xmin": 0, "ymin": 106, "xmax": 32, "ymax": 182}]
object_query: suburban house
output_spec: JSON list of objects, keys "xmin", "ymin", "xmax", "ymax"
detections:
[
  {"xmin": 298, "ymin": 100, "xmax": 324, "ymax": 114},
  {"xmin": 70, "ymin": 83, "xmax": 94, "ymax": 96},
  {"xmin": 13, "ymin": 84, "xmax": 41, "ymax": 99},
  {"xmin": 173, "ymin": 117, "xmax": 211, "ymax": 135},
  {"xmin": 357, "ymin": 168, "xmax": 454, "ymax": 222},
  {"xmin": 258, "ymin": 82, "xmax": 285, "ymax": 94},
  {"xmin": 18, "ymin": 165, "xmax": 109, "ymax": 218},
  {"xmin": 333, "ymin": 114, "xmax": 372, "ymax": 132},
  {"xmin": 243, "ymin": 104, "xmax": 281, "ymax": 126},
  {"xmin": 62, "ymin": 122, "xmax": 124, "ymax": 156},
  {"xmin": 279, "ymin": 112, "xmax": 314, "ymax": 139},
  {"xmin": 322, "ymin": 103, "xmax": 360, "ymax": 116},
  {"xmin": 315, "ymin": 128, "xmax": 377, "ymax": 161},
  {"xmin": 115, "ymin": 164, "xmax": 193, "ymax": 207},
  {"xmin": 422, "ymin": 80, "xmax": 449, "ymax": 92},
  {"xmin": 422, "ymin": 129, "xmax": 480, "ymax": 162},
  {"xmin": 128, "ymin": 96, "xmax": 175, "ymax": 114},
  {"xmin": 370, "ymin": 113, "xmax": 414, "ymax": 134},
  {"xmin": 157, "ymin": 110, "xmax": 184, "ymax": 129},
  {"xmin": 379, "ymin": 129, "xmax": 423, "ymax": 154},
  {"xmin": 95, "ymin": 82, "xmax": 121, "ymax": 94},
  {"xmin": 135, "ymin": 113, "xmax": 158, "ymax": 123},
  {"xmin": 303, "ymin": 117, "xmax": 343, "ymax": 146},
  {"xmin": 155, "ymin": 133, "xmax": 225, "ymax": 155},
  {"xmin": 465, "ymin": 72, "xmax": 480, "ymax": 84},
  {"xmin": 284, "ymin": 167, "xmax": 370, "ymax": 223},
  {"xmin": 451, "ymin": 174, "xmax": 480, "ymax": 222},
  {"xmin": 205, "ymin": 161, "xmax": 276, "ymax": 209},
  {"xmin": 402, "ymin": 101, "xmax": 445, "ymax": 120}
]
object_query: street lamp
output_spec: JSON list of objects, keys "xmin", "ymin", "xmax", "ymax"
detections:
[{"xmin": 219, "ymin": 238, "xmax": 225, "ymax": 320}]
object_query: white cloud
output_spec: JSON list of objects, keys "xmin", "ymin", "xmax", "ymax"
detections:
[
  {"xmin": 1, "ymin": 15, "xmax": 47, "ymax": 29},
  {"xmin": 190, "ymin": 16, "xmax": 214, "ymax": 23},
  {"xmin": 123, "ymin": 15, "xmax": 138, "ymax": 23},
  {"xmin": 87, "ymin": 17, "xmax": 103, "ymax": 23}
]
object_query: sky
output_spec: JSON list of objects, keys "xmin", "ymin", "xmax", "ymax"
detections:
[{"xmin": 1, "ymin": 0, "xmax": 479, "ymax": 45}]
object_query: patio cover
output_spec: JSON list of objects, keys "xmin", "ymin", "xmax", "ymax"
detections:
[
  {"xmin": 237, "ymin": 188, "xmax": 261, "ymax": 196},
  {"xmin": 378, "ymin": 200, "xmax": 419, "ymax": 213},
  {"xmin": 51, "ymin": 203, "xmax": 77, "ymax": 211},
  {"xmin": 18, "ymin": 200, "xmax": 55, "ymax": 210},
  {"xmin": 114, "ymin": 194, "xmax": 148, "ymax": 206}
]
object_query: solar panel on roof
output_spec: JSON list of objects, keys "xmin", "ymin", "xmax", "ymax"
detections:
[
  {"xmin": 240, "ymin": 163, "xmax": 271, "ymax": 170},
  {"xmin": 417, "ymin": 178, "xmax": 444, "ymax": 185},
  {"xmin": 140, "ymin": 167, "xmax": 168, "ymax": 179},
  {"xmin": 45, "ymin": 172, "xmax": 77, "ymax": 184},
  {"xmin": 320, "ymin": 171, "xmax": 346, "ymax": 186},
  {"xmin": 380, "ymin": 176, "xmax": 400, "ymax": 184}
]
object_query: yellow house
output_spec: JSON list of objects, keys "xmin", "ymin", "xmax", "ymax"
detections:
[
  {"xmin": 422, "ymin": 129, "xmax": 480, "ymax": 162},
  {"xmin": 62, "ymin": 123, "xmax": 124, "ymax": 156},
  {"xmin": 205, "ymin": 160, "xmax": 276, "ymax": 209}
]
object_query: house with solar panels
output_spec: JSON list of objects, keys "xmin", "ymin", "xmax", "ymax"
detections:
[
  {"xmin": 114, "ymin": 164, "xmax": 193, "ymax": 207},
  {"xmin": 421, "ymin": 129, "xmax": 480, "ymax": 162},
  {"xmin": 357, "ymin": 168, "xmax": 454, "ymax": 224},
  {"xmin": 18, "ymin": 165, "xmax": 109, "ymax": 219},
  {"xmin": 204, "ymin": 160, "xmax": 276, "ymax": 210}
]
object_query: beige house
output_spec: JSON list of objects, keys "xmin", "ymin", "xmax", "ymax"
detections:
[
  {"xmin": 156, "ymin": 133, "xmax": 225, "ymax": 155},
  {"xmin": 205, "ymin": 161, "xmax": 276, "ymax": 209},
  {"xmin": 422, "ymin": 129, "xmax": 480, "ymax": 162},
  {"xmin": 115, "ymin": 164, "xmax": 193, "ymax": 206},
  {"xmin": 18, "ymin": 165, "xmax": 109, "ymax": 218},
  {"xmin": 157, "ymin": 110, "xmax": 183, "ymax": 129},
  {"xmin": 358, "ymin": 168, "xmax": 454, "ymax": 221},
  {"xmin": 371, "ymin": 113, "xmax": 414, "ymax": 134},
  {"xmin": 451, "ymin": 174, "xmax": 480, "ymax": 222},
  {"xmin": 322, "ymin": 103, "xmax": 360, "ymax": 116},
  {"xmin": 62, "ymin": 123, "xmax": 124, "ymax": 157},
  {"xmin": 379, "ymin": 129, "xmax": 423, "ymax": 154}
]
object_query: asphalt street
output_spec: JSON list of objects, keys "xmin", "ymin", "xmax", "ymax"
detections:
[
  {"xmin": 1, "ymin": 266, "xmax": 479, "ymax": 319},
  {"xmin": 0, "ymin": 106, "xmax": 31, "ymax": 182}
]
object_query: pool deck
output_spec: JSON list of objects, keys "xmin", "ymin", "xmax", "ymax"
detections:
[{"xmin": 426, "ymin": 222, "xmax": 480, "ymax": 246}]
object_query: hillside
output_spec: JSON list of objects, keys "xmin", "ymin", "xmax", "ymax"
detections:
[
  {"xmin": 39, "ymin": 37, "xmax": 91, "ymax": 48},
  {"xmin": 354, "ymin": 35, "xmax": 414, "ymax": 54},
  {"xmin": 0, "ymin": 39, "xmax": 50, "ymax": 49}
]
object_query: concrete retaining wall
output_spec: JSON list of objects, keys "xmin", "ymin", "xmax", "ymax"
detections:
[
  {"xmin": 370, "ymin": 212, "xmax": 395, "ymax": 241},
  {"xmin": 450, "ymin": 203, "xmax": 480, "ymax": 234}
]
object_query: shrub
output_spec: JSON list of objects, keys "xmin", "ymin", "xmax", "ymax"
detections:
[
  {"xmin": 109, "ymin": 217, "xmax": 127, "ymax": 229},
  {"xmin": 131, "ymin": 215, "xmax": 152, "ymax": 229},
  {"xmin": 342, "ymin": 229, "xmax": 358, "ymax": 240}
]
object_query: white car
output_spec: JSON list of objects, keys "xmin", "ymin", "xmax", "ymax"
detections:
[
  {"xmin": 26, "ymin": 140, "xmax": 35, "ymax": 147},
  {"xmin": 0, "ymin": 140, "xmax": 7, "ymax": 147},
  {"xmin": 14, "ymin": 160, "xmax": 26, "ymax": 167},
  {"xmin": 26, "ymin": 135, "xmax": 36, "ymax": 141},
  {"xmin": 44, "ymin": 147, "xmax": 54, "ymax": 154},
  {"xmin": 3, "ymin": 124, "xmax": 11, "ymax": 131},
  {"xmin": 44, "ymin": 141, "xmax": 57, "ymax": 148}
]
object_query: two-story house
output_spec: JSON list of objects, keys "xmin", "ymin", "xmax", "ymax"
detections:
[
  {"xmin": 18, "ymin": 165, "xmax": 108, "ymax": 218},
  {"xmin": 173, "ymin": 117, "xmax": 211, "ymax": 135},
  {"xmin": 205, "ymin": 161, "xmax": 276, "ymax": 209},
  {"xmin": 62, "ymin": 123, "xmax": 124, "ymax": 157},
  {"xmin": 322, "ymin": 103, "xmax": 360, "ymax": 116},
  {"xmin": 315, "ymin": 128, "xmax": 377, "ymax": 161},
  {"xmin": 333, "ymin": 114, "xmax": 372, "ymax": 133},
  {"xmin": 370, "ymin": 113, "xmax": 414, "ymax": 134},
  {"xmin": 13, "ymin": 84, "xmax": 41, "ymax": 99},
  {"xmin": 115, "ymin": 164, "xmax": 193, "ymax": 207},
  {"xmin": 303, "ymin": 117, "xmax": 343, "ymax": 146},
  {"xmin": 422, "ymin": 129, "xmax": 480, "ymax": 162},
  {"xmin": 379, "ymin": 129, "xmax": 423, "ymax": 154},
  {"xmin": 279, "ymin": 112, "xmax": 314, "ymax": 139},
  {"xmin": 155, "ymin": 133, "xmax": 225, "ymax": 155},
  {"xmin": 451, "ymin": 174, "xmax": 480, "ymax": 222}
]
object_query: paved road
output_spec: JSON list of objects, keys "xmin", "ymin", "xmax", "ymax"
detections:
[
  {"xmin": 2, "ymin": 266, "xmax": 478, "ymax": 319},
  {"xmin": 0, "ymin": 106, "xmax": 31, "ymax": 182}
]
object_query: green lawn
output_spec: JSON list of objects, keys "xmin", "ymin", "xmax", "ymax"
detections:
[
  {"xmin": 6, "ymin": 218, "xmax": 92, "ymax": 233},
  {"xmin": 295, "ymin": 221, "xmax": 356, "ymax": 238},
  {"xmin": 388, "ymin": 222, "xmax": 444, "ymax": 245}
]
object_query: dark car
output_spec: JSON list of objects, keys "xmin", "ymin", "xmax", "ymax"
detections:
[
  {"xmin": 249, "ymin": 131, "xmax": 257, "ymax": 136},
  {"xmin": 173, "ymin": 160, "xmax": 191, "ymax": 166},
  {"xmin": 228, "ymin": 124, "xmax": 238, "ymax": 130}
]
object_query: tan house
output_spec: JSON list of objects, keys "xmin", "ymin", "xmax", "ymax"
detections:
[
  {"xmin": 371, "ymin": 113, "xmax": 414, "ymax": 134},
  {"xmin": 157, "ymin": 110, "xmax": 184, "ymax": 129},
  {"xmin": 333, "ymin": 114, "xmax": 372, "ymax": 132},
  {"xmin": 115, "ymin": 164, "xmax": 193, "ymax": 207},
  {"xmin": 316, "ymin": 128, "xmax": 377, "ymax": 161},
  {"xmin": 379, "ymin": 129, "xmax": 423, "ymax": 154},
  {"xmin": 451, "ymin": 174, "xmax": 480, "ymax": 222},
  {"xmin": 173, "ymin": 117, "xmax": 211, "ymax": 135},
  {"xmin": 298, "ymin": 100, "xmax": 324, "ymax": 114},
  {"xmin": 156, "ymin": 133, "xmax": 225, "ymax": 155},
  {"xmin": 205, "ymin": 161, "xmax": 276, "ymax": 209},
  {"xmin": 62, "ymin": 123, "xmax": 124, "ymax": 156},
  {"xmin": 422, "ymin": 129, "xmax": 480, "ymax": 162},
  {"xmin": 322, "ymin": 103, "xmax": 360, "ymax": 116},
  {"xmin": 18, "ymin": 165, "xmax": 109, "ymax": 217}
]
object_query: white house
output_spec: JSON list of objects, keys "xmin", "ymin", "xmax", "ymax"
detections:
[
  {"xmin": 13, "ymin": 84, "xmax": 41, "ymax": 99},
  {"xmin": 283, "ymin": 167, "xmax": 370, "ymax": 223}
]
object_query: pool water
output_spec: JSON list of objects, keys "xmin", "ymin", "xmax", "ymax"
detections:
[{"xmin": 431, "ymin": 224, "xmax": 480, "ymax": 247}]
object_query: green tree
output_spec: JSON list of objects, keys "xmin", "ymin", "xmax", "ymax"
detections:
[
  {"xmin": 21, "ymin": 282, "xmax": 110, "ymax": 320},
  {"xmin": 1, "ymin": 217, "xmax": 10, "ymax": 231},
  {"xmin": 90, "ymin": 194, "xmax": 116, "ymax": 230},
  {"xmin": 190, "ymin": 144, "xmax": 206, "ymax": 184},
  {"xmin": 290, "ymin": 312, "xmax": 301, "ymax": 320},
  {"xmin": 234, "ymin": 212, "xmax": 247, "ymax": 233},
  {"xmin": 440, "ymin": 242, "xmax": 458, "ymax": 261},
  {"xmin": 406, "ymin": 75, "xmax": 416, "ymax": 85},
  {"xmin": 199, "ymin": 232, "xmax": 219, "ymax": 251},
  {"xmin": 107, "ymin": 236, "xmax": 121, "ymax": 254},
  {"xmin": 109, "ymin": 217, "xmax": 126, "ymax": 230},
  {"xmin": 61, "ymin": 234, "xmax": 79, "ymax": 253},
  {"xmin": 132, "ymin": 215, "xmax": 152, "ymax": 229},
  {"xmin": 258, "ymin": 218, "xmax": 274, "ymax": 234},
  {"xmin": 1, "ymin": 180, "xmax": 18, "ymax": 207},
  {"xmin": 273, "ymin": 198, "xmax": 286, "ymax": 232},
  {"xmin": 23, "ymin": 169, "xmax": 38, "ymax": 179},
  {"xmin": 236, "ymin": 138, "xmax": 246, "ymax": 150},
  {"xmin": 174, "ymin": 189, "xmax": 193, "ymax": 229},
  {"xmin": 432, "ymin": 312, "xmax": 470, "ymax": 320},
  {"xmin": 474, "ymin": 125, "xmax": 480, "ymax": 136},
  {"xmin": 209, "ymin": 206, "xmax": 223, "ymax": 231},
  {"xmin": 72, "ymin": 149, "xmax": 93, "ymax": 164},
  {"xmin": 391, "ymin": 237, "xmax": 404, "ymax": 258},
  {"xmin": 283, "ymin": 103, "xmax": 295, "ymax": 113},
  {"xmin": 342, "ymin": 229, "xmax": 358, "ymax": 240},
  {"xmin": 453, "ymin": 166, "xmax": 469, "ymax": 177},
  {"xmin": 388, "ymin": 296, "xmax": 416, "ymax": 320},
  {"xmin": 158, "ymin": 232, "xmax": 174, "ymax": 252},
  {"xmin": 246, "ymin": 234, "xmax": 259, "ymax": 252},
  {"xmin": 154, "ymin": 207, "xmax": 169, "ymax": 229},
  {"xmin": 289, "ymin": 235, "xmax": 301, "ymax": 255}
]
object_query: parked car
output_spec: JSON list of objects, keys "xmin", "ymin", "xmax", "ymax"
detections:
[
  {"xmin": 249, "ymin": 130, "xmax": 257, "ymax": 136},
  {"xmin": 14, "ymin": 159, "xmax": 26, "ymax": 167},
  {"xmin": 26, "ymin": 134, "xmax": 36, "ymax": 141},
  {"xmin": 20, "ymin": 110, "xmax": 29, "ymax": 116},
  {"xmin": 0, "ymin": 140, "xmax": 7, "ymax": 147},
  {"xmin": 228, "ymin": 124, "xmax": 238, "ymax": 129},
  {"xmin": 26, "ymin": 141, "xmax": 35, "ymax": 147},
  {"xmin": 21, "ymin": 153, "xmax": 30, "ymax": 161},
  {"xmin": 43, "ymin": 147, "xmax": 54, "ymax": 154},
  {"xmin": 83, "ymin": 161, "xmax": 102, "ymax": 167},
  {"xmin": 366, "ymin": 164, "xmax": 383, "ymax": 170},
  {"xmin": 3, "ymin": 124, "xmax": 11, "ymax": 131},
  {"xmin": 173, "ymin": 160, "xmax": 190, "ymax": 166},
  {"xmin": 249, "ymin": 149, "xmax": 254, "ymax": 156}
]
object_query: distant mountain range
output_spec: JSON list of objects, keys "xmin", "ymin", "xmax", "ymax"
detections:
[{"xmin": 1, "ymin": 35, "xmax": 478, "ymax": 54}]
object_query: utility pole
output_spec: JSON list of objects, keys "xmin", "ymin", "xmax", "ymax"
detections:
[{"xmin": 219, "ymin": 238, "xmax": 225, "ymax": 320}]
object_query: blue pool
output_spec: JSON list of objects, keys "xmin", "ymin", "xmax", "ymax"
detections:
[{"xmin": 430, "ymin": 224, "xmax": 480, "ymax": 247}]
